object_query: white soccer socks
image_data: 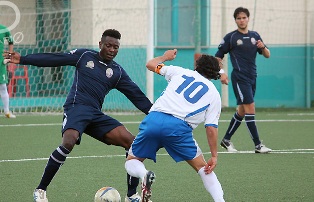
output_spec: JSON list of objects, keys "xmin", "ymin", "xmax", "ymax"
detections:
[
  {"xmin": 125, "ymin": 159, "xmax": 147, "ymax": 180},
  {"xmin": 198, "ymin": 167, "xmax": 225, "ymax": 202}
]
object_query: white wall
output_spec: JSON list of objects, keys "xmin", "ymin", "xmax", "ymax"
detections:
[
  {"xmin": 210, "ymin": 0, "xmax": 313, "ymax": 46},
  {"xmin": 1, "ymin": 0, "xmax": 312, "ymax": 47},
  {"xmin": 0, "ymin": 0, "xmax": 36, "ymax": 45},
  {"xmin": 71, "ymin": 0, "xmax": 148, "ymax": 47}
]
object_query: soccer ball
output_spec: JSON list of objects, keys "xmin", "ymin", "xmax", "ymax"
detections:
[{"xmin": 94, "ymin": 186, "xmax": 121, "ymax": 202}]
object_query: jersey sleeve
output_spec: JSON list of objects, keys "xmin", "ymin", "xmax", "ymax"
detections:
[
  {"xmin": 116, "ymin": 67, "xmax": 152, "ymax": 114},
  {"xmin": 20, "ymin": 49, "xmax": 81, "ymax": 67},
  {"xmin": 159, "ymin": 65, "xmax": 183, "ymax": 82},
  {"xmin": 215, "ymin": 33, "xmax": 232, "ymax": 59}
]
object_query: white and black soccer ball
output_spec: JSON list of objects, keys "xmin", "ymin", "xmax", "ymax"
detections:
[{"xmin": 94, "ymin": 186, "xmax": 121, "ymax": 202}]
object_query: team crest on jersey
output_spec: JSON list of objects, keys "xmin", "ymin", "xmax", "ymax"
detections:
[
  {"xmin": 86, "ymin": 61, "xmax": 94, "ymax": 69},
  {"xmin": 236, "ymin": 39, "xmax": 243, "ymax": 46},
  {"xmin": 69, "ymin": 49, "xmax": 77, "ymax": 54},
  {"xmin": 106, "ymin": 68, "xmax": 113, "ymax": 78},
  {"xmin": 218, "ymin": 39, "xmax": 225, "ymax": 48},
  {"xmin": 251, "ymin": 37, "xmax": 256, "ymax": 45}
]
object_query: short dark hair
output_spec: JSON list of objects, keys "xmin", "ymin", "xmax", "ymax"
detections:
[
  {"xmin": 102, "ymin": 29, "xmax": 121, "ymax": 40},
  {"xmin": 195, "ymin": 55, "xmax": 221, "ymax": 80},
  {"xmin": 233, "ymin": 7, "xmax": 250, "ymax": 19}
]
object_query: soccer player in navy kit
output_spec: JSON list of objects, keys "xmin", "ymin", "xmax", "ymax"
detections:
[
  {"xmin": 4, "ymin": 29, "xmax": 152, "ymax": 202},
  {"xmin": 215, "ymin": 7, "xmax": 272, "ymax": 153}
]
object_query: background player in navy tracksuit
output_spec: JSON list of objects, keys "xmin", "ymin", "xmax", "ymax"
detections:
[
  {"xmin": 4, "ymin": 29, "xmax": 152, "ymax": 201},
  {"xmin": 215, "ymin": 7, "xmax": 272, "ymax": 153}
]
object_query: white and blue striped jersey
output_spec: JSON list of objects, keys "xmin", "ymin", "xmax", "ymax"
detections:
[{"xmin": 150, "ymin": 65, "xmax": 221, "ymax": 129}]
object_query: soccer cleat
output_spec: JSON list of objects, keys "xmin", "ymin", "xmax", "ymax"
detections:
[
  {"xmin": 33, "ymin": 189, "xmax": 48, "ymax": 202},
  {"xmin": 4, "ymin": 111, "xmax": 16, "ymax": 118},
  {"xmin": 255, "ymin": 144, "xmax": 272, "ymax": 153},
  {"xmin": 141, "ymin": 171, "xmax": 155, "ymax": 202},
  {"xmin": 220, "ymin": 139, "xmax": 237, "ymax": 152},
  {"xmin": 125, "ymin": 192, "xmax": 141, "ymax": 202}
]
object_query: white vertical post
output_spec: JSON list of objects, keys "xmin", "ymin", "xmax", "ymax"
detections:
[
  {"xmin": 221, "ymin": 0, "xmax": 229, "ymax": 107},
  {"xmin": 305, "ymin": 0, "xmax": 311, "ymax": 108},
  {"xmin": 146, "ymin": 0, "xmax": 154, "ymax": 102}
]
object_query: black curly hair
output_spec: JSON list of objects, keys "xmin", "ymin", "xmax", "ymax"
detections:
[
  {"xmin": 101, "ymin": 29, "xmax": 121, "ymax": 40},
  {"xmin": 195, "ymin": 55, "xmax": 221, "ymax": 80},
  {"xmin": 234, "ymin": 7, "xmax": 250, "ymax": 20}
]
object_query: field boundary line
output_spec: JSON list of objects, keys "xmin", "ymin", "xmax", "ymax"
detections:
[
  {"xmin": 1, "ymin": 149, "xmax": 313, "ymax": 163},
  {"xmin": 1, "ymin": 119, "xmax": 314, "ymax": 127}
]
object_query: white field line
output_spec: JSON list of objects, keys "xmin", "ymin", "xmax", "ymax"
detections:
[
  {"xmin": 1, "ymin": 119, "xmax": 314, "ymax": 127},
  {"xmin": 1, "ymin": 149, "xmax": 314, "ymax": 163},
  {"xmin": 1, "ymin": 120, "xmax": 313, "ymax": 163}
]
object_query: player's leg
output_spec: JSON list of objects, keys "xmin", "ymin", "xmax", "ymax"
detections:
[
  {"xmin": 125, "ymin": 157, "xmax": 155, "ymax": 202},
  {"xmin": 242, "ymin": 102, "xmax": 261, "ymax": 145},
  {"xmin": 186, "ymin": 155, "xmax": 225, "ymax": 202},
  {"xmin": 34, "ymin": 107, "xmax": 87, "ymax": 201},
  {"xmin": 220, "ymin": 108, "xmax": 242, "ymax": 152},
  {"xmin": 34, "ymin": 129, "xmax": 79, "ymax": 201},
  {"xmin": 240, "ymin": 79, "xmax": 261, "ymax": 146},
  {"xmin": 124, "ymin": 112, "xmax": 164, "ymax": 202},
  {"xmin": 220, "ymin": 76, "xmax": 244, "ymax": 151},
  {"xmin": 0, "ymin": 62, "xmax": 15, "ymax": 118},
  {"xmin": 86, "ymin": 113, "xmax": 142, "ymax": 201},
  {"xmin": 242, "ymin": 102, "xmax": 272, "ymax": 153},
  {"xmin": 164, "ymin": 124, "xmax": 225, "ymax": 202},
  {"xmin": 241, "ymin": 79, "xmax": 271, "ymax": 153},
  {"xmin": 0, "ymin": 83, "xmax": 10, "ymax": 114},
  {"xmin": 99, "ymin": 125, "xmax": 142, "ymax": 200}
]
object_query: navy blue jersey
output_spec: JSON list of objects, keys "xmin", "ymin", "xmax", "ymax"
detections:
[
  {"xmin": 20, "ymin": 49, "xmax": 152, "ymax": 113},
  {"xmin": 215, "ymin": 30, "xmax": 264, "ymax": 78}
]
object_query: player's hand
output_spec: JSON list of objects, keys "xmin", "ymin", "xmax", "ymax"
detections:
[
  {"xmin": 204, "ymin": 156, "xmax": 217, "ymax": 174},
  {"xmin": 163, "ymin": 49, "xmax": 177, "ymax": 61},
  {"xmin": 2, "ymin": 51, "xmax": 21, "ymax": 64},
  {"xmin": 256, "ymin": 40, "xmax": 265, "ymax": 49},
  {"xmin": 220, "ymin": 73, "xmax": 229, "ymax": 85}
]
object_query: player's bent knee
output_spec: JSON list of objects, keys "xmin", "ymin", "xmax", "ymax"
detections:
[
  {"xmin": 187, "ymin": 156, "xmax": 207, "ymax": 172},
  {"xmin": 62, "ymin": 129, "xmax": 80, "ymax": 150}
]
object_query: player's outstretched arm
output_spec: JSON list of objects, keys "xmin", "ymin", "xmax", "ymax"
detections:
[{"xmin": 146, "ymin": 49, "xmax": 177, "ymax": 72}]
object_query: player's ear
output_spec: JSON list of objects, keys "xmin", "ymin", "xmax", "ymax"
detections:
[{"xmin": 99, "ymin": 41, "xmax": 102, "ymax": 49}]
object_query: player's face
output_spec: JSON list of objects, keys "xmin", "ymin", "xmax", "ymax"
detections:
[
  {"xmin": 235, "ymin": 12, "xmax": 249, "ymax": 30},
  {"xmin": 99, "ymin": 36, "xmax": 120, "ymax": 61}
]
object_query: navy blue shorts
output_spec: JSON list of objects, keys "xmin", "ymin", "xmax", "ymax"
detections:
[
  {"xmin": 231, "ymin": 72, "xmax": 256, "ymax": 105},
  {"xmin": 62, "ymin": 105, "xmax": 122, "ymax": 145}
]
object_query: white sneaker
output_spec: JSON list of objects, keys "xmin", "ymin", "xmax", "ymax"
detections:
[
  {"xmin": 220, "ymin": 139, "xmax": 237, "ymax": 152},
  {"xmin": 255, "ymin": 144, "xmax": 272, "ymax": 153},
  {"xmin": 33, "ymin": 189, "xmax": 48, "ymax": 202},
  {"xmin": 141, "ymin": 171, "xmax": 155, "ymax": 202},
  {"xmin": 125, "ymin": 192, "xmax": 141, "ymax": 202},
  {"xmin": 5, "ymin": 111, "xmax": 16, "ymax": 118}
]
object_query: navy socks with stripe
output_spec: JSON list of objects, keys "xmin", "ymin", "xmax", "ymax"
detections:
[{"xmin": 37, "ymin": 145, "xmax": 70, "ymax": 190}]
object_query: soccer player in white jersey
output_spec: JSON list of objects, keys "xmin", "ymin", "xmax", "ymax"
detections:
[{"xmin": 125, "ymin": 49, "xmax": 225, "ymax": 202}]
